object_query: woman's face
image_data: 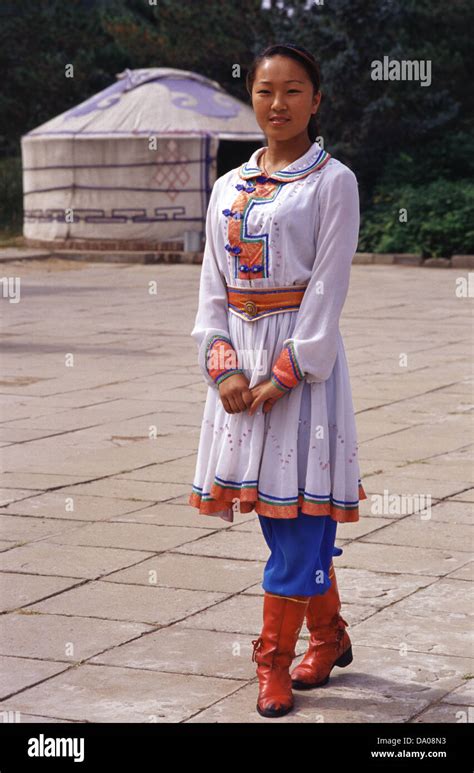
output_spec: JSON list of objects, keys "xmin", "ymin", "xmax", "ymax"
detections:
[{"xmin": 251, "ymin": 54, "xmax": 321, "ymax": 141}]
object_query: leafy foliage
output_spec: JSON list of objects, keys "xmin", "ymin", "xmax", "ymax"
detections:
[
  {"xmin": 359, "ymin": 178, "xmax": 474, "ymax": 257},
  {"xmin": 0, "ymin": 0, "xmax": 471, "ymax": 254}
]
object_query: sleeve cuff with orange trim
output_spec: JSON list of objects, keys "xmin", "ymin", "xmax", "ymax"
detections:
[
  {"xmin": 270, "ymin": 341, "xmax": 305, "ymax": 392},
  {"xmin": 206, "ymin": 334, "xmax": 244, "ymax": 386}
]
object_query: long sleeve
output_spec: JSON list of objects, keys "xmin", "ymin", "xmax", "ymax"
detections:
[
  {"xmin": 191, "ymin": 177, "xmax": 243, "ymax": 388},
  {"xmin": 270, "ymin": 164, "xmax": 360, "ymax": 391}
]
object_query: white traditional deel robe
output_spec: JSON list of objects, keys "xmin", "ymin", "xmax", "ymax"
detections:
[{"xmin": 188, "ymin": 140, "xmax": 367, "ymax": 523}]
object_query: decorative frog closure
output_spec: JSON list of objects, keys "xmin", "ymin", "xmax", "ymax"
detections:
[
  {"xmin": 222, "ymin": 176, "xmax": 283, "ymax": 280},
  {"xmin": 221, "ymin": 145, "xmax": 331, "ymax": 281}
]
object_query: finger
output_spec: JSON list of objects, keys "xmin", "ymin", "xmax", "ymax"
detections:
[
  {"xmin": 242, "ymin": 389, "xmax": 254, "ymax": 407},
  {"xmin": 222, "ymin": 397, "xmax": 232, "ymax": 414},
  {"xmin": 227, "ymin": 394, "xmax": 239, "ymax": 413},
  {"xmin": 235, "ymin": 394, "xmax": 248, "ymax": 412},
  {"xmin": 248, "ymin": 395, "xmax": 263, "ymax": 417},
  {"xmin": 228, "ymin": 390, "xmax": 244, "ymax": 412}
]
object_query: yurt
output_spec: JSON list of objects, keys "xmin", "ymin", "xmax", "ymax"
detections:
[{"xmin": 21, "ymin": 68, "xmax": 264, "ymax": 249}]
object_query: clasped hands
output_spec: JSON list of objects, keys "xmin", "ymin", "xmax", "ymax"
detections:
[{"xmin": 218, "ymin": 372, "xmax": 286, "ymax": 416}]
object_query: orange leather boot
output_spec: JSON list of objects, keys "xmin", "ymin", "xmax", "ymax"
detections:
[
  {"xmin": 291, "ymin": 561, "xmax": 352, "ymax": 690},
  {"xmin": 251, "ymin": 591, "xmax": 310, "ymax": 718}
]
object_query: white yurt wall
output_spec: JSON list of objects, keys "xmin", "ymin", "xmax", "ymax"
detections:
[
  {"xmin": 22, "ymin": 134, "xmax": 217, "ymax": 245},
  {"xmin": 21, "ymin": 68, "xmax": 264, "ymax": 247}
]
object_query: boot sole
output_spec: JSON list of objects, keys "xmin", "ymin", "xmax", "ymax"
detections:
[{"xmin": 291, "ymin": 645, "xmax": 353, "ymax": 690}]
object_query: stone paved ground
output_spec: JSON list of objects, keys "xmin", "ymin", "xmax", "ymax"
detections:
[{"xmin": 0, "ymin": 256, "xmax": 472, "ymax": 723}]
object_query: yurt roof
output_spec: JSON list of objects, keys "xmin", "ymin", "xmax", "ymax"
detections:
[{"xmin": 22, "ymin": 67, "xmax": 265, "ymax": 142}]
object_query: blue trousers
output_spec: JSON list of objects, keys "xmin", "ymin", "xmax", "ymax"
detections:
[{"xmin": 257, "ymin": 508, "xmax": 343, "ymax": 597}]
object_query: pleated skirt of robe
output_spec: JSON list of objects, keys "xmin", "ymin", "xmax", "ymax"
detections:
[{"xmin": 189, "ymin": 308, "xmax": 367, "ymax": 523}]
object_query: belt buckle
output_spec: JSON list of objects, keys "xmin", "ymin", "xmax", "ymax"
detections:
[{"xmin": 244, "ymin": 300, "xmax": 258, "ymax": 317}]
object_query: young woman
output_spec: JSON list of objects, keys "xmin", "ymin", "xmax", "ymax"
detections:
[{"xmin": 189, "ymin": 43, "xmax": 367, "ymax": 719}]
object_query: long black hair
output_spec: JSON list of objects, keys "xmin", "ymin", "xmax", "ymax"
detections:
[{"xmin": 245, "ymin": 43, "xmax": 322, "ymax": 142}]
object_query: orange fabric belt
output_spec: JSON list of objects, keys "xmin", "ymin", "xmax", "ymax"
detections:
[{"xmin": 226, "ymin": 284, "xmax": 308, "ymax": 321}]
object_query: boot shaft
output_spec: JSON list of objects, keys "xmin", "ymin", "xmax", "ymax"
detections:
[
  {"xmin": 305, "ymin": 560, "xmax": 343, "ymax": 631},
  {"xmin": 252, "ymin": 592, "xmax": 310, "ymax": 667}
]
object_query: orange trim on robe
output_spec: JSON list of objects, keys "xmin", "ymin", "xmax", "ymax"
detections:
[
  {"xmin": 270, "ymin": 341, "xmax": 305, "ymax": 392},
  {"xmin": 188, "ymin": 482, "xmax": 368, "ymax": 523},
  {"xmin": 206, "ymin": 336, "xmax": 243, "ymax": 385},
  {"xmin": 226, "ymin": 285, "xmax": 308, "ymax": 320}
]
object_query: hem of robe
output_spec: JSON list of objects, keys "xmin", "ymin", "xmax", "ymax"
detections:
[{"xmin": 189, "ymin": 481, "xmax": 367, "ymax": 523}]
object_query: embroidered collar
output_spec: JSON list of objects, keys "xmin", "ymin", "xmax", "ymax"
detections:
[{"xmin": 239, "ymin": 140, "xmax": 330, "ymax": 182}]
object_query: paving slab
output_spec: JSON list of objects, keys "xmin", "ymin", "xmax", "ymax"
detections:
[{"xmin": 0, "ymin": 258, "xmax": 471, "ymax": 723}]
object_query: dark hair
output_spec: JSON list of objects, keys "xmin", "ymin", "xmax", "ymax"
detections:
[{"xmin": 245, "ymin": 43, "xmax": 321, "ymax": 142}]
